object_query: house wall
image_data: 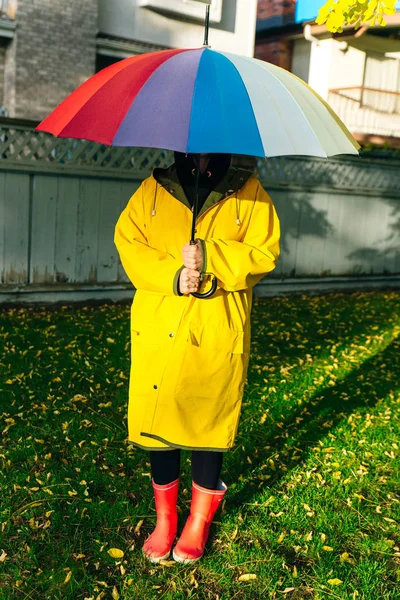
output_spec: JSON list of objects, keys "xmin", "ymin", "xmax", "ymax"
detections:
[
  {"xmin": 290, "ymin": 38, "xmax": 310, "ymax": 82},
  {"xmin": 3, "ymin": 0, "xmax": 98, "ymax": 120},
  {"xmin": 293, "ymin": 36, "xmax": 400, "ymax": 138},
  {"xmin": 292, "ymin": 38, "xmax": 366, "ymax": 97},
  {"xmin": 98, "ymin": 0, "xmax": 258, "ymax": 57},
  {"xmin": 257, "ymin": 0, "xmax": 296, "ymax": 23}
]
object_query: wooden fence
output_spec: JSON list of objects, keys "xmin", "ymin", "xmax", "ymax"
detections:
[{"xmin": 0, "ymin": 118, "xmax": 399, "ymax": 303}]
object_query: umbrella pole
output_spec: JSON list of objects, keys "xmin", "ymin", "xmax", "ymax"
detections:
[
  {"xmin": 203, "ymin": 4, "xmax": 211, "ymax": 47},
  {"xmin": 189, "ymin": 154, "xmax": 218, "ymax": 299},
  {"xmin": 190, "ymin": 154, "xmax": 200, "ymax": 245}
]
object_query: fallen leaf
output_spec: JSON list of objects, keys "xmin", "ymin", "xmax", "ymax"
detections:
[
  {"xmin": 134, "ymin": 519, "xmax": 143, "ymax": 535},
  {"xmin": 328, "ymin": 578, "xmax": 342, "ymax": 585},
  {"xmin": 238, "ymin": 574, "xmax": 257, "ymax": 581},
  {"xmin": 108, "ymin": 548, "xmax": 124, "ymax": 559},
  {"xmin": 112, "ymin": 586, "xmax": 120, "ymax": 600},
  {"xmin": 64, "ymin": 570, "xmax": 72, "ymax": 584}
]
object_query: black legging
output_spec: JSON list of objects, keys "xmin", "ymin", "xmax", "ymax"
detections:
[{"xmin": 149, "ymin": 449, "xmax": 223, "ymax": 490}]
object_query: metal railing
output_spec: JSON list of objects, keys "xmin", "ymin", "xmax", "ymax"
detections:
[
  {"xmin": 328, "ymin": 87, "xmax": 400, "ymax": 138},
  {"xmin": 329, "ymin": 86, "xmax": 400, "ymax": 114}
]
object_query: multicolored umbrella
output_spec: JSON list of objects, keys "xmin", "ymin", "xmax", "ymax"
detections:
[
  {"xmin": 36, "ymin": 25, "xmax": 359, "ymax": 298},
  {"xmin": 36, "ymin": 46, "xmax": 359, "ymax": 159}
]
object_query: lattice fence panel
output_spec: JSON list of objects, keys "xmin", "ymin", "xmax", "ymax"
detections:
[
  {"xmin": 256, "ymin": 156, "xmax": 400, "ymax": 193},
  {"xmin": 0, "ymin": 123, "xmax": 173, "ymax": 173},
  {"xmin": 0, "ymin": 121, "xmax": 399, "ymax": 194}
]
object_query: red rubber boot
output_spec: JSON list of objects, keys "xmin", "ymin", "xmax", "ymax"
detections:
[
  {"xmin": 172, "ymin": 478, "xmax": 228, "ymax": 564},
  {"xmin": 142, "ymin": 477, "xmax": 179, "ymax": 563}
]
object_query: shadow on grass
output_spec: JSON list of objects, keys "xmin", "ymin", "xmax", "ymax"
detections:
[{"xmin": 227, "ymin": 334, "xmax": 399, "ymax": 508}]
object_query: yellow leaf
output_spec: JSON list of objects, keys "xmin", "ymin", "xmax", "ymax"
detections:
[
  {"xmin": 353, "ymin": 493, "xmax": 366, "ymax": 500},
  {"xmin": 189, "ymin": 571, "xmax": 199, "ymax": 588},
  {"xmin": 134, "ymin": 519, "xmax": 143, "ymax": 535},
  {"xmin": 238, "ymin": 574, "xmax": 257, "ymax": 581},
  {"xmin": 322, "ymin": 545, "xmax": 334, "ymax": 551},
  {"xmin": 293, "ymin": 565, "xmax": 298, "ymax": 577},
  {"xmin": 64, "ymin": 570, "xmax": 72, "ymax": 584},
  {"xmin": 340, "ymin": 552, "xmax": 350, "ymax": 562},
  {"xmin": 277, "ymin": 532, "xmax": 286, "ymax": 543},
  {"xmin": 112, "ymin": 586, "xmax": 120, "ymax": 600},
  {"xmin": 108, "ymin": 548, "xmax": 124, "ymax": 559},
  {"xmin": 159, "ymin": 559, "xmax": 175, "ymax": 566},
  {"xmin": 328, "ymin": 578, "xmax": 343, "ymax": 585}
]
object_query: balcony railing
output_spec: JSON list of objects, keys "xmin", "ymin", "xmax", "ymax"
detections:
[{"xmin": 328, "ymin": 86, "xmax": 400, "ymax": 138}]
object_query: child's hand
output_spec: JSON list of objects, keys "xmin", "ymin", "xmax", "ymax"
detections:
[
  {"xmin": 182, "ymin": 239, "xmax": 203, "ymax": 271},
  {"xmin": 179, "ymin": 268, "xmax": 201, "ymax": 295}
]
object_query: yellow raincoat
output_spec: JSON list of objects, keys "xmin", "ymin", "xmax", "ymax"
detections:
[{"xmin": 114, "ymin": 164, "xmax": 280, "ymax": 451}]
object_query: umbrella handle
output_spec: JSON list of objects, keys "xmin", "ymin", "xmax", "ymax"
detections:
[{"xmin": 191, "ymin": 275, "xmax": 218, "ymax": 299}]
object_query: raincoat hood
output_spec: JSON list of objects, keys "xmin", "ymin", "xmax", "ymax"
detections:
[
  {"xmin": 152, "ymin": 160, "xmax": 254, "ymax": 224},
  {"xmin": 173, "ymin": 152, "xmax": 232, "ymax": 213}
]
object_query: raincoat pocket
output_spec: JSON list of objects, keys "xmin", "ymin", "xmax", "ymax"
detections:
[
  {"xmin": 187, "ymin": 322, "xmax": 244, "ymax": 355},
  {"xmin": 174, "ymin": 322, "xmax": 244, "ymax": 403}
]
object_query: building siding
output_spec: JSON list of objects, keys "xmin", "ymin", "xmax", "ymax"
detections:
[{"xmin": 4, "ymin": 0, "xmax": 97, "ymax": 120}]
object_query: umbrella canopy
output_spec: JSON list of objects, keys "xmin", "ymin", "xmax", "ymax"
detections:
[{"xmin": 36, "ymin": 47, "xmax": 359, "ymax": 158}]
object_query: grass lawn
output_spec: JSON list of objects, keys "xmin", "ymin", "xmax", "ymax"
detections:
[{"xmin": 0, "ymin": 290, "xmax": 399, "ymax": 600}]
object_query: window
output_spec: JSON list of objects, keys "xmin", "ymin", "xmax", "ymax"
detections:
[{"xmin": 138, "ymin": 0, "xmax": 223, "ymax": 23}]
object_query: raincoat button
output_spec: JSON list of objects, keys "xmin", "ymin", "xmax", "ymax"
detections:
[
  {"xmin": 153, "ymin": 384, "xmax": 158, "ymax": 389},
  {"xmin": 169, "ymin": 332, "xmax": 174, "ymax": 337}
]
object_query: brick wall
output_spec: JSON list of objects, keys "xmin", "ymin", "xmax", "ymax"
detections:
[
  {"xmin": 255, "ymin": 38, "xmax": 293, "ymax": 70},
  {"xmin": 4, "ymin": 0, "xmax": 98, "ymax": 120},
  {"xmin": 257, "ymin": 0, "xmax": 296, "ymax": 21}
]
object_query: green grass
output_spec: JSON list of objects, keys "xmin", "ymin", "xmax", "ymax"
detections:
[{"xmin": 0, "ymin": 291, "xmax": 399, "ymax": 600}]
